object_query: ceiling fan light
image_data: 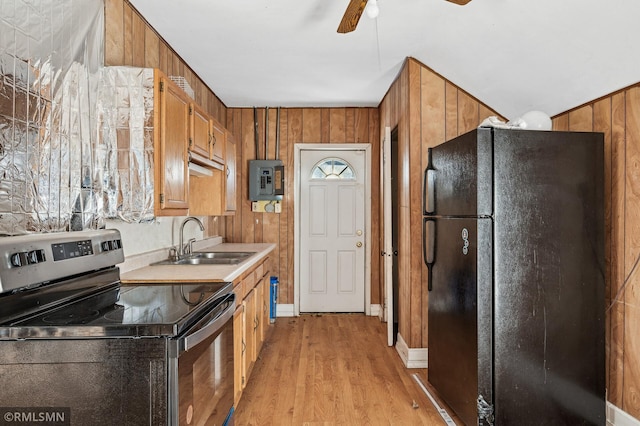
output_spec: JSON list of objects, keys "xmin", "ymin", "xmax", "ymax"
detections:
[{"xmin": 366, "ymin": 0, "xmax": 379, "ymax": 19}]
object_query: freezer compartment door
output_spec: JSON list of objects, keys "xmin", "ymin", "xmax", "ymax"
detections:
[
  {"xmin": 424, "ymin": 128, "xmax": 493, "ymax": 217},
  {"xmin": 427, "ymin": 217, "xmax": 493, "ymax": 426}
]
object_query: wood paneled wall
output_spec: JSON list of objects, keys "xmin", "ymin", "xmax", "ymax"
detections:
[
  {"xmin": 553, "ymin": 86, "xmax": 640, "ymax": 417},
  {"xmin": 378, "ymin": 58, "xmax": 501, "ymax": 349},
  {"xmin": 222, "ymin": 108, "xmax": 380, "ymax": 306},
  {"xmin": 105, "ymin": 0, "xmax": 227, "ymax": 124},
  {"xmin": 105, "ymin": 0, "xmax": 228, "ymax": 236}
]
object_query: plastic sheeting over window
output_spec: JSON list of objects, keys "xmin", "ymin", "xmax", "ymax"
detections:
[{"xmin": 0, "ymin": 0, "xmax": 104, "ymax": 235}]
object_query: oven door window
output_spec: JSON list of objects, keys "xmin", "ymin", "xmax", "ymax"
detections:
[{"xmin": 178, "ymin": 317, "xmax": 234, "ymax": 425}]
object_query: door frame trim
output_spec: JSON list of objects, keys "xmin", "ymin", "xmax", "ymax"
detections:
[{"xmin": 294, "ymin": 143, "xmax": 372, "ymax": 316}]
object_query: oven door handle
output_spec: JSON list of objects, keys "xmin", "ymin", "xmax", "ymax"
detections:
[{"xmin": 183, "ymin": 293, "xmax": 235, "ymax": 352}]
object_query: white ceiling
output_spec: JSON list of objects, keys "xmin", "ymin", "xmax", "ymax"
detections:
[{"xmin": 129, "ymin": 0, "xmax": 640, "ymax": 120}]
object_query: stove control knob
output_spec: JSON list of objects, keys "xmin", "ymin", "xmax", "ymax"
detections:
[
  {"xmin": 26, "ymin": 250, "xmax": 45, "ymax": 264},
  {"xmin": 10, "ymin": 252, "xmax": 25, "ymax": 267}
]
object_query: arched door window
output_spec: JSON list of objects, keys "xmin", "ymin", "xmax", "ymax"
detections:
[{"xmin": 310, "ymin": 158, "xmax": 356, "ymax": 180}]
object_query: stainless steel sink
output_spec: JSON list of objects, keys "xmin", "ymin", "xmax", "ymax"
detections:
[
  {"xmin": 192, "ymin": 251, "xmax": 254, "ymax": 260},
  {"xmin": 151, "ymin": 251, "xmax": 255, "ymax": 266}
]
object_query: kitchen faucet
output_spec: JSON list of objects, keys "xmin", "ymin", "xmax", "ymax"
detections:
[{"xmin": 179, "ymin": 216, "xmax": 204, "ymax": 256}]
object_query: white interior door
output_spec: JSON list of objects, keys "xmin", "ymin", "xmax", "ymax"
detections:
[
  {"xmin": 299, "ymin": 149, "xmax": 366, "ymax": 312},
  {"xmin": 382, "ymin": 127, "xmax": 394, "ymax": 346}
]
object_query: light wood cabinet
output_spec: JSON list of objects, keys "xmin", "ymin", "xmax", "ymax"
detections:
[
  {"xmin": 233, "ymin": 259, "xmax": 272, "ymax": 406},
  {"xmin": 224, "ymin": 132, "xmax": 237, "ymax": 214},
  {"xmin": 189, "ymin": 102, "xmax": 211, "ymax": 160},
  {"xmin": 233, "ymin": 303, "xmax": 245, "ymax": 406},
  {"xmin": 211, "ymin": 117, "xmax": 226, "ymax": 165},
  {"xmin": 243, "ymin": 286, "xmax": 257, "ymax": 379},
  {"xmin": 189, "ymin": 129, "xmax": 238, "ymax": 216},
  {"xmin": 154, "ymin": 70, "xmax": 189, "ymax": 215},
  {"xmin": 188, "ymin": 170, "xmax": 224, "ymax": 216}
]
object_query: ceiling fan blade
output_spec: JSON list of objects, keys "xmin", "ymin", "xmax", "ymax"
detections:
[
  {"xmin": 337, "ymin": 0, "xmax": 368, "ymax": 34},
  {"xmin": 445, "ymin": 0, "xmax": 472, "ymax": 4}
]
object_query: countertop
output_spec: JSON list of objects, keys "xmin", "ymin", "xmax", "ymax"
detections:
[{"xmin": 120, "ymin": 242, "xmax": 276, "ymax": 284}]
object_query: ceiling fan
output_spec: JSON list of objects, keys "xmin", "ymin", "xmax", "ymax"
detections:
[{"xmin": 337, "ymin": 0, "xmax": 472, "ymax": 33}]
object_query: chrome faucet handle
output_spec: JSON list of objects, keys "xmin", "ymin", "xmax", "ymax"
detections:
[
  {"xmin": 185, "ymin": 238, "xmax": 197, "ymax": 255},
  {"xmin": 168, "ymin": 246, "xmax": 178, "ymax": 261}
]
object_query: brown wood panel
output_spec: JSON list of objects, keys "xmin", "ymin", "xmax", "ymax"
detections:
[
  {"xmin": 277, "ymin": 109, "xmax": 290, "ymax": 304},
  {"xmin": 131, "ymin": 12, "xmax": 145, "ymax": 67},
  {"xmin": 421, "ymin": 68, "xmax": 446, "ymax": 149},
  {"xmin": 355, "ymin": 108, "xmax": 369, "ymax": 143},
  {"xmin": 457, "ymin": 91, "xmax": 478, "ymax": 134},
  {"xmin": 569, "ymin": 105, "xmax": 593, "ymax": 131},
  {"xmin": 593, "ymin": 98, "xmax": 613, "ymax": 395},
  {"xmin": 408, "ymin": 60, "xmax": 423, "ymax": 346},
  {"xmin": 609, "ymin": 91, "xmax": 627, "ymax": 407},
  {"xmin": 329, "ymin": 108, "xmax": 346, "ymax": 143},
  {"xmin": 623, "ymin": 87, "xmax": 640, "ymax": 418},
  {"xmin": 478, "ymin": 104, "xmax": 494, "ymax": 124},
  {"xmin": 445, "ymin": 82, "xmax": 458, "ymax": 140},
  {"xmin": 241, "ymin": 108, "xmax": 257, "ymax": 243},
  {"xmin": 158, "ymin": 42, "xmax": 168, "ymax": 75},
  {"xmin": 104, "ymin": 0, "xmax": 124, "ymax": 66},
  {"xmin": 345, "ymin": 108, "xmax": 355, "ymax": 142},
  {"xmin": 368, "ymin": 108, "xmax": 381, "ymax": 305},
  {"xmin": 266, "ymin": 108, "xmax": 278, "ymax": 160},
  {"xmin": 123, "ymin": 3, "xmax": 133, "ymax": 65},
  {"xmin": 301, "ymin": 109, "xmax": 321, "ymax": 143},
  {"xmin": 320, "ymin": 109, "xmax": 330, "ymax": 143},
  {"xmin": 285, "ymin": 109, "xmax": 302, "ymax": 303},
  {"xmin": 143, "ymin": 26, "xmax": 160, "ymax": 68},
  {"xmin": 552, "ymin": 114, "xmax": 569, "ymax": 131}
]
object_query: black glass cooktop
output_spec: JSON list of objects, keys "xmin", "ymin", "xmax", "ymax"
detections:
[{"xmin": 5, "ymin": 281, "xmax": 232, "ymax": 339}]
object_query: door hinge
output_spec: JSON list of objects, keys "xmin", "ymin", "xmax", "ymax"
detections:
[
  {"xmin": 189, "ymin": 137, "xmax": 193, "ymax": 148},
  {"xmin": 189, "ymin": 105, "xmax": 193, "ymax": 115},
  {"xmin": 159, "ymin": 193, "xmax": 165, "ymax": 204},
  {"xmin": 477, "ymin": 395, "xmax": 494, "ymax": 425},
  {"xmin": 159, "ymin": 81, "xmax": 164, "ymax": 92}
]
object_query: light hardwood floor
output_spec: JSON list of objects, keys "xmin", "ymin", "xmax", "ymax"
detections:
[{"xmin": 234, "ymin": 314, "xmax": 456, "ymax": 425}]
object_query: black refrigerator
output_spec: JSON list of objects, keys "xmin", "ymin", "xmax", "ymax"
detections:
[{"xmin": 423, "ymin": 127, "xmax": 605, "ymax": 425}]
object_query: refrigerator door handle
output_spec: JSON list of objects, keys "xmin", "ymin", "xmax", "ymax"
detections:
[
  {"xmin": 423, "ymin": 218, "xmax": 436, "ymax": 291},
  {"xmin": 423, "ymin": 148, "xmax": 435, "ymax": 215}
]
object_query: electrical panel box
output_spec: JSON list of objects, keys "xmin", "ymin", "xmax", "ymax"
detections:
[{"xmin": 249, "ymin": 160, "xmax": 284, "ymax": 201}]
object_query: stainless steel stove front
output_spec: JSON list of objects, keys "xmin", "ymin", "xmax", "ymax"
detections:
[{"xmin": 0, "ymin": 229, "xmax": 235, "ymax": 425}]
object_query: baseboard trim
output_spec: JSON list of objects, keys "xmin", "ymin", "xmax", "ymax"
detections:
[
  {"xmin": 276, "ymin": 304, "xmax": 382, "ymax": 317},
  {"xmin": 276, "ymin": 304, "xmax": 295, "ymax": 317},
  {"xmin": 370, "ymin": 304, "xmax": 381, "ymax": 317},
  {"xmin": 395, "ymin": 333, "xmax": 428, "ymax": 368},
  {"xmin": 608, "ymin": 402, "xmax": 640, "ymax": 426}
]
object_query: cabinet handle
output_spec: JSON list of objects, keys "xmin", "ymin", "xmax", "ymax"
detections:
[{"xmin": 242, "ymin": 340, "xmax": 246, "ymax": 354}]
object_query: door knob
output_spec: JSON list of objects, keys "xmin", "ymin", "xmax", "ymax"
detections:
[
  {"xmin": 356, "ymin": 230, "xmax": 363, "ymax": 236},
  {"xmin": 356, "ymin": 242, "xmax": 363, "ymax": 248}
]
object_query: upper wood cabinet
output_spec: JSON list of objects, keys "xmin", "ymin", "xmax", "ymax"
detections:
[
  {"xmin": 211, "ymin": 117, "xmax": 226, "ymax": 165},
  {"xmin": 224, "ymin": 131, "xmax": 237, "ymax": 214},
  {"xmin": 154, "ymin": 70, "xmax": 189, "ymax": 216},
  {"xmin": 189, "ymin": 102, "xmax": 212, "ymax": 160}
]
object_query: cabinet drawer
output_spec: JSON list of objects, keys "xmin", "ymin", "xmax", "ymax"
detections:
[{"xmin": 255, "ymin": 263, "xmax": 264, "ymax": 282}]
